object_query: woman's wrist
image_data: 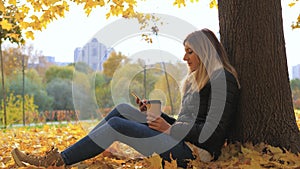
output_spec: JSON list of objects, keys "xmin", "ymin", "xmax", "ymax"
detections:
[{"xmin": 164, "ymin": 125, "xmax": 171, "ymax": 135}]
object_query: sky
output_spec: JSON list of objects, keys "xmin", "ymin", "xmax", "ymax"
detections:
[{"xmin": 21, "ymin": 0, "xmax": 300, "ymax": 77}]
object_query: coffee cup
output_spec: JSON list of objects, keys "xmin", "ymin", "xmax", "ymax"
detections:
[{"xmin": 146, "ymin": 100, "xmax": 162, "ymax": 117}]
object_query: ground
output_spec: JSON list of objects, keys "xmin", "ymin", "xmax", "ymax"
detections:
[{"xmin": 0, "ymin": 110, "xmax": 299, "ymax": 169}]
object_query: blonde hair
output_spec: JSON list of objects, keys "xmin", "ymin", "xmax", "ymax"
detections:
[{"xmin": 182, "ymin": 29, "xmax": 240, "ymax": 93}]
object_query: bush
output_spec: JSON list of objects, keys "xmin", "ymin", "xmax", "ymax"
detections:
[{"xmin": 0, "ymin": 93, "xmax": 39, "ymax": 126}]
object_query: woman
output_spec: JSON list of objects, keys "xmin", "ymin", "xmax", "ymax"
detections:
[{"xmin": 11, "ymin": 28, "xmax": 240, "ymax": 168}]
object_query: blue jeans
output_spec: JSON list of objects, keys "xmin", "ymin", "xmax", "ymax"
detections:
[{"xmin": 61, "ymin": 103, "xmax": 195, "ymax": 168}]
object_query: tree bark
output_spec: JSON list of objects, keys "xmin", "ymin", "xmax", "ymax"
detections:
[
  {"xmin": 218, "ymin": 0, "xmax": 300, "ymax": 153},
  {"xmin": 0, "ymin": 40, "xmax": 7, "ymax": 129}
]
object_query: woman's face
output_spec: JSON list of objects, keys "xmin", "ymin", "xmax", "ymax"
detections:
[{"xmin": 183, "ymin": 44, "xmax": 200, "ymax": 72}]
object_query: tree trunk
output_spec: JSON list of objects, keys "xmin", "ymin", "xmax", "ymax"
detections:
[
  {"xmin": 218, "ymin": 0, "xmax": 300, "ymax": 153},
  {"xmin": 0, "ymin": 40, "xmax": 7, "ymax": 129}
]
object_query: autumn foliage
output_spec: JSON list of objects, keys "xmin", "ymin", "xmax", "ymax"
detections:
[
  {"xmin": 0, "ymin": 0, "xmax": 299, "ymax": 45},
  {"xmin": 0, "ymin": 110, "xmax": 299, "ymax": 169}
]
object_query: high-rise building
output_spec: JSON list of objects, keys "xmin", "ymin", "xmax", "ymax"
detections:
[
  {"xmin": 74, "ymin": 38, "xmax": 113, "ymax": 70},
  {"xmin": 292, "ymin": 64, "xmax": 300, "ymax": 79}
]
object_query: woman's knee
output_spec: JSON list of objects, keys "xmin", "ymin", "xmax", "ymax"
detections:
[
  {"xmin": 107, "ymin": 117, "xmax": 125, "ymax": 130},
  {"xmin": 115, "ymin": 103, "xmax": 131, "ymax": 110},
  {"xmin": 114, "ymin": 103, "xmax": 139, "ymax": 117},
  {"xmin": 106, "ymin": 103, "xmax": 131, "ymax": 118},
  {"xmin": 106, "ymin": 117, "xmax": 143, "ymax": 135}
]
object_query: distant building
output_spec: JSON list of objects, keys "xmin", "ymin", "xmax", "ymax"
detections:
[
  {"xmin": 55, "ymin": 62, "xmax": 72, "ymax": 66},
  {"xmin": 74, "ymin": 38, "xmax": 114, "ymax": 70},
  {"xmin": 44, "ymin": 56, "xmax": 55, "ymax": 63},
  {"xmin": 36, "ymin": 56, "xmax": 56, "ymax": 67},
  {"xmin": 28, "ymin": 56, "xmax": 72, "ymax": 68},
  {"xmin": 292, "ymin": 64, "xmax": 300, "ymax": 79}
]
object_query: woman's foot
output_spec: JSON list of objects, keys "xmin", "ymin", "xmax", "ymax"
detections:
[{"xmin": 11, "ymin": 147, "xmax": 65, "ymax": 167}]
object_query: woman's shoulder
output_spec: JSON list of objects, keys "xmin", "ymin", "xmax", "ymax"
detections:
[{"xmin": 210, "ymin": 69, "xmax": 239, "ymax": 88}]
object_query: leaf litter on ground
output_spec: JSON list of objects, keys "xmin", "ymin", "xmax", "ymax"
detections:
[{"xmin": 0, "ymin": 117, "xmax": 299, "ymax": 169}]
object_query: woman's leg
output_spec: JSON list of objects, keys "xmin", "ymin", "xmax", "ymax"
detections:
[
  {"xmin": 90, "ymin": 103, "xmax": 176, "ymax": 132},
  {"xmin": 91, "ymin": 103, "xmax": 176, "ymax": 132},
  {"xmin": 95, "ymin": 117, "xmax": 194, "ymax": 168},
  {"xmin": 61, "ymin": 117, "xmax": 193, "ymax": 167},
  {"xmin": 60, "ymin": 135, "xmax": 103, "ymax": 165},
  {"xmin": 90, "ymin": 103, "xmax": 147, "ymax": 132},
  {"xmin": 61, "ymin": 103, "xmax": 144, "ymax": 165}
]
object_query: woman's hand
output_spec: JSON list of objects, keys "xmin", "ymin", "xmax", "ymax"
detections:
[
  {"xmin": 136, "ymin": 98, "xmax": 147, "ymax": 112},
  {"xmin": 147, "ymin": 112, "xmax": 171, "ymax": 134}
]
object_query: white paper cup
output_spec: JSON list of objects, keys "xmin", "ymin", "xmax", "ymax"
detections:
[{"xmin": 146, "ymin": 100, "xmax": 162, "ymax": 117}]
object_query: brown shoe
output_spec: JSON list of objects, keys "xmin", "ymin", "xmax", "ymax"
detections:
[{"xmin": 11, "ymin": 147, "xmax": 65, "ymax": 167}]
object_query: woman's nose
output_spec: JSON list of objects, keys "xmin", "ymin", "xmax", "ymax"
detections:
[{"xmin": 183, "ymin": 54, "xmax": 188, "ymax": 61}]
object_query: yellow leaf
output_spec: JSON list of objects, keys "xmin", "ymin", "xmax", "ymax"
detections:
[
  {"xmin": 84, "ymin": 3, "xmax": 92, "ymax": 17},
  {"xmin": 241, "ymin": 146, "xmax": 252, "ymax": 155},
  {"xmin": 173, "ymin": 0, "xmax": 186, "ymax": 8},
  {"xmin": 63, "ymin": 1, "xmax": 69, "ymax": 10},
  {"xmin": 266, "ymin": 145, "xmax": 282, "ymax": 154},
  {"xmin": 7, "ymin": 33, "xmax": 20, "ymax": 40},
  {"xmin": 0, "ymin": 1, "xmax": 5, "ymax": 12},
  {"xmin": 125, "ymin": 0, "xmax": 136, "ymax": 5},
  {"xmin": 109, "ymin": 158, "xmax": 126, "ymax": 164},
  {"xmin": 0, "ymin": 19, "xmax": 13, "ymax": 31},
  {"xmin": 289, "ymin": 2, "xmax": 296, "ymax": 7},
  {"xmin": 99, "ymin": 0, "xmax": 105, "ymax": 6},
  {"xmin": 144, "ymin": 154, "xmax": 163, "ymax": 169},
  {"xmin": 8, "ymin": 0, "xmax": 16, "ymax": 5},
  {"xmin": 145, "ymin": 14, "xmax": 151, "ymax": 20},
  {"xmin": 19, "ymin": 22, "xmax": 30, "ymax": 29},
  {"xmin": 209, "ymin": 0, "xmax": 218, "ymax": 8},
  {"xmin": 43, "ymin": 124, "xmax": 50, "ymax": 131},
  {"xmin": 164, "ymin": 154, "xmax": 177, "ymax": 169},
  {"xmin": 106, "ymin": 12, "xmax": 111, "ymax": 19},
  {"xmin": 20, "ymin": 5, "xmax": 30, "ymax": 14},
  {"xmin": 30, "ymin": 15, "xmax": 39, "ymax": 22}
]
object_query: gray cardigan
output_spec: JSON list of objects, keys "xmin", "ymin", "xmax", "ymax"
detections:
[{"xmin": 169, "ymin": 69, "xmax": 240, "ymax": 159}]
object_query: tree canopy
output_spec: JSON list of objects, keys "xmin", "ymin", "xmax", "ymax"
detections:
[{"xmin": 0, "ymin": 0, "xmax": 299, "ymax": 45}]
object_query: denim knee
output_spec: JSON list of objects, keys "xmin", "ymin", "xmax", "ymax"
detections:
[
  {"xmin": 113, "ymin": 104, "xmax": 146, "ymax": 123},
  {"xmin": 107, "ymin": 117, "xmax": 126, "ymax": 131},
  {"xmin": 115, "ymin": 103, "xmax": 131, "ymax": 112},
  {"xmin": 104, "ymin": 103, "xmax": 132, "ymax": 121}
]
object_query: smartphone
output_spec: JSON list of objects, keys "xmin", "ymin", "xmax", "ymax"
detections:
[
  {"xmin": 131, "ymin": 91, "xmax": 147, "ymax": 105},
  {"xmin": 131, "ymin": 91, "xmax": 141, "ymax": 101}
]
